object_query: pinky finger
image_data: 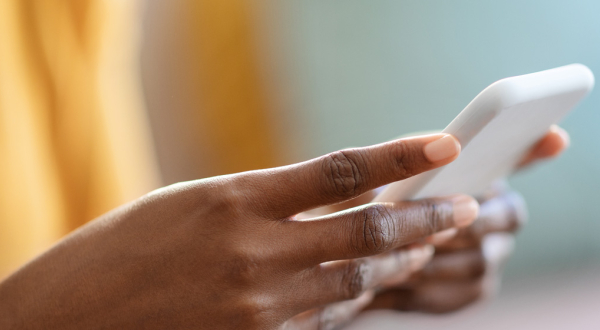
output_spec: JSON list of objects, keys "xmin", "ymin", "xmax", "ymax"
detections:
[{"xmin": 281, "ymin": 291, "xmax": 374, "ymax": 330}]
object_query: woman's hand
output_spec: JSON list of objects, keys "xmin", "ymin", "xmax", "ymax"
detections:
[
  {"xmin": 365, "ymin": 187, "xmax": 525, "ymax": 313},
  {"xmin": 0, "ymin": 134, "xmax": 478, "ymax": 330},
  {"xmin": 364, "ymin": 125, "xmax": 570, "ymax": 313}
]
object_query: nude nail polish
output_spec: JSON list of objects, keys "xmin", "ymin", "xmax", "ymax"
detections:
[
  {"xmin": 429, "ymin": 228, "xmax": 458, "ymax": 244},
  {"xmin": 452, "ymin": 195, "xmax": 479, "ymax": 227},
  {"xmin": 423, "ymin": 135, "xmax": 461, "ymax": 162}
]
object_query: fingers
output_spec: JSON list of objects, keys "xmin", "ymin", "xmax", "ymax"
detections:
[
  {"xmin": 517, "ymin": 125, "xmax": 570, "ymax": 169},
  {"xmin": 473, "ymin": 191, "xmax": 527, "ymax": 236},
  {"xmin": 234, "ymin": 134, "xmax": 461, "ymax": 219},
  {"xmin": 415, "ymin": 235, "xmax": 514, "ymax": 283},
  {"xmin": 376, "ymin": 249, "xmax": 486, "ymax": 290},
  {"xmin": 420, "ymin": 249, "xmax": 486, "ymax": 281},
  {"xmin": 435, "ymin": 191, "xmax": 526, "ymax": 251},
  {"xmin": 366, "ymin": 233, "xmax": 516, "ymax": 314},
  {"xmin": 297, "ymin": 246, "xmax": 433, "ymax": 309},
  {"xmin": 482, "ymin": 233, "xmax": 515, "ymax": 275},
  {"xmin": 362, "ymin": 226, "xmax": 516, "ymax": 316},
  {"xmin": 306, "ymin": 190, "xmax": 379, "ymax": 218},
  {"xmin": 427, "ymin": 228, "xmax": 459, "ymax": 245},
  {"xmin": 366, "ymin": 278, "xmax": 485, "ymax": 314},
  {"xmin": 287, "ymin": 195, "xmax": 478, "ymax": 265},
  {"xmin": 281, "ymin": 291, "xmax": 374, "ymax": 330}
]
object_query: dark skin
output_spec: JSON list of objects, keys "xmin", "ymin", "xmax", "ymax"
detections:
[
  {"xmin": 0, "ymin": 128, "xmax": 568, "ymax": 330},
  {"xmin": 367, "ymin": 125, "xmax": 569, "ymax": 315},
  {"xmin": 320, "ymin": 125, "xmax": 569, "ymax": 318},
  {"xmin": 0, "ymin": 133, "xmax": 476, "ymax": 330}
]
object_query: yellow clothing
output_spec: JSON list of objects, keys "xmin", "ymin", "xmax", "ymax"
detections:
[
  {"xmin": 142, "ymin": 0, "xmax": 282, "ymax": 180},
  {"xmin": 180, "ymin": 1, "xmax": 280, "ymax": 176},
  {"xmin": 0, "ymin": 0, "xmax": 161, "ymax": 277},
  {"xmin": 0, "ymin": 0, "xmax": 281, "ymax": 278}
]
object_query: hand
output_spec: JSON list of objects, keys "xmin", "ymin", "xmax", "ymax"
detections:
[
  {"xmin": 364, "ymin": 125, "xmax": 570, "ymax": 313},
  {"xmin": 365, "ymin": 187, "xmax": 524, "ymax": 313},
  {"xmin": 0, "ymin": 134, "xmax": 479, "ymax": 330}
]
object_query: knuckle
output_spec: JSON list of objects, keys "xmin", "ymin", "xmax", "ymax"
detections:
[
  {"xmin": 389, "ymin": 140, "xmax": 420, "ymax": 178},
  {"xmin": 419, "ymin": 200, "xmax": 453, "ymax": 235},
  {"xmin": 194, "ymin": 178, "xmax": 247, "ymax": 218},
  {"xmin": 351, "ymin": 204, "xmax": 395, "ymax": 255},
  {"xmin": 214, "ymin": 256, "xmax": 278, "ymax": 328},
  {"xmin": 231, "ymin": 299, "xmax": 273, "ymax": 329},
  {"xmin": 220, "ymin": 255, "xmax": 261, "ymax": 287},
  {"xmin": 340, "ymin": 260, "xmax": 370, "ymax": 300},
  {"xmin": 209, "ymin": 190, "xmax": 243, "ymax": 216},
  {"xmin": 152, "ymin": 178, "xmax": 247, "ymax": 224},
  {"xmin": 322, "ymin": 149, "xmax": 367, "ymax": 198}
]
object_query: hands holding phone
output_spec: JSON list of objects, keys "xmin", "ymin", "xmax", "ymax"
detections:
[
  {"xmin": 319, "ymin": 126, "xmax": 569, "ymax": 317},
  {"xmin": 367, "ymin": 126, "xmax": 569, "ymax": 314},
  {"xmin": 0, "ymin": 128, "xmax": 568, "ymax": 330}
]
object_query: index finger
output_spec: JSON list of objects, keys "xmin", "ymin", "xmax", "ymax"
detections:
[{"xmin": 234, "ymin": 134, "xmax": 461, "ymax": 219}]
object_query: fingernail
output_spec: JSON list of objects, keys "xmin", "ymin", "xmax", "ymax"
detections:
[
  {"xmin": 408, "ymin": 245, "xmax": 434, "ymax": 271},
  {"xmin": 452, "ymin": 195, "xmax": 479, "ymax": 227},
  {"xmin": 423, "ymin": 134, "xmax": 461, "ymax": 163},
  {"xmin": 552, "ymin": 125, "xmax": 571, "ymax": 149},
  {"xmin": 355, "ymin": 290, "xmax": 375, "ymax": 305},
  {"xmin": 428, "ymin": 227, "xmax": 458, "ymax": 245}
]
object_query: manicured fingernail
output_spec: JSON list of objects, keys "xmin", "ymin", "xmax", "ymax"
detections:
[
  {"xmin": 452, "ymin": 195, "xmax": 479, "ymax": 227},
  {"xmin": 423, "ymin": 134, "xmax": 461, "ymax": 162},
  {"xmin": 428, "ymin": 228, "xmax": 458, "ymax": 245},
  {"xmin": 355, "ymin": 290, "xmax": 375, "ymax": 305},
  {"xmin": 552, "ymin": 125, "xmax": 571, "ymax": 149}
]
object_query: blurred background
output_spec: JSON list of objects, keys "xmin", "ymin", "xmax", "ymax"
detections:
[
  {"xmin": 143, "ymin": 1, "xmax": 600, "ymax": 328},
  {"xmin": 1, "ymin": 0, "xmax": 599, "ymax": 328}
]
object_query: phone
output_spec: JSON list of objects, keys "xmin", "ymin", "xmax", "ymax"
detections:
[{"xmin": 373, "ymin": 64, "xmax": 594, "ymax": 202}]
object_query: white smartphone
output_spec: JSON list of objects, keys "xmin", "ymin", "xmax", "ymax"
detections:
[{"xmin": 373, "ymin": 64, "xmax": 594, "ymax": 202}]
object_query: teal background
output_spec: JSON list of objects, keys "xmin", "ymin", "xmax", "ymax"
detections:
[{"xmin": 259, "ymin": 0, "xmax": 600, "ymax": 279}]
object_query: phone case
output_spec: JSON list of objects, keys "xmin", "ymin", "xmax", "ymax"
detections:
[{"xmin": 374, "ymin": 64, "xmax": 594, "ymax": 202}]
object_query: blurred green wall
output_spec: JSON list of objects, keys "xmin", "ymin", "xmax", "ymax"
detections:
[{"xmin": 260, "ymin": 0, "xmax": 600, "ymax": 278}]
